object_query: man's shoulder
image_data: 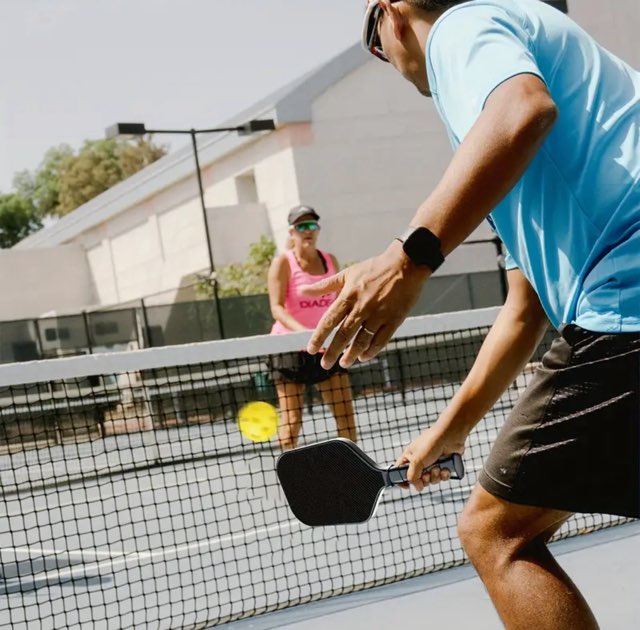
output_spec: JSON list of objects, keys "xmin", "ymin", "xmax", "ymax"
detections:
[
  {"xmin": 427, "ymin": 0, "xmax": 517, "ymax": 55},
  {"xmin": 434, "ymin": 0, "xmax": 518, "ymax": 24}
]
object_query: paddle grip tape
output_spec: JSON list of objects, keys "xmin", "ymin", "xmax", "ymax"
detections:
[{"xmin": 387, "ymin": 453, "xmax": 465, "ymax": 484}]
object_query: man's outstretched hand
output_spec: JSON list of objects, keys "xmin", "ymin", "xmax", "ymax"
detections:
[{"xmin": 302, "ymin": 240, "xmax": 430, "ymax": 369}]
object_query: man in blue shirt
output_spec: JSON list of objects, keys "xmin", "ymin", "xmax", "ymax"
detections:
[{"xmin": 303, "ymin": 1, "xmax": 639, "ymax": 628}]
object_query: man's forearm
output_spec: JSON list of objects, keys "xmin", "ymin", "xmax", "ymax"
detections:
[{"xmin": 437, "ymin": 302, "xmax": 549, "ymax": 436}]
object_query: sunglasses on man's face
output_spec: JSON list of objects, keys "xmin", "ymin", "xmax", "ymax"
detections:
[
  {"xmin": 361, "ymin": 0, "xmax": 404, "ymax": 63},
  {"xmin": 293, "ymin": 221, "xmax": 320, "ymax": 233}
]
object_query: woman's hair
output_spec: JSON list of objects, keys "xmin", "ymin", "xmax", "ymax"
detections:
[{"xmin": 406, "ymin": 0, "xmax": 472, "ymax": 11}]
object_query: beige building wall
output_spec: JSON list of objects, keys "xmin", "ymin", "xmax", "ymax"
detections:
[
  {"xmin": 0, "ymin": 245, "xmax": 93, "ymax": 320},
  {"xmin": 79, "ymin": 177, "xmax": 211, "ymax": 305},
  {"xmin": 202, "ymin": 129, "xmax": 303, "ymax": 248},
  {"xmin": 207, "ymin": 202, "xmax": 272, "ymax": 276},
  {"xmin": 73, "ymin": 136, "xmax": 298, "ymax": 305},
  {"xmin": 79, "ymin": 201, "xmax": 203, "ymax": 305}
]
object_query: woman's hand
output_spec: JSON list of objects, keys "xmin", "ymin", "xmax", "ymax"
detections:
[{"xmin": 301, "ymin": 240, "xmax": 430, "ymax": 369}]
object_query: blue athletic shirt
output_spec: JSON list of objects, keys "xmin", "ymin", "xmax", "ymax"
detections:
[{"xmin": 426, "ymin": 0, "xmax": 640, "ymax": 331}]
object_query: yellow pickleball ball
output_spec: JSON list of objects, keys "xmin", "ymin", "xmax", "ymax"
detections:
[{"xmin": 238, "ymin": 401, "xmax": 279, "ymax": 443}]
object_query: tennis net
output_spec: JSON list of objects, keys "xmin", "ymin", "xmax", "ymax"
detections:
[{"xmin": 0, "ymin": 307, "xmax": 629, "ymax": 629}]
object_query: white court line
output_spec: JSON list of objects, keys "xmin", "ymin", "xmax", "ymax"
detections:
[
  {"xmin": 1, "ymin": 518, "xmax": 302, "ymax": 589},
  {"xmin": 3, "ymin": 475, "xmax": 215, "ymax": 518},
  {"xmin": 1, "ymin": 547, "xmax": 127, "ymax": 560}
]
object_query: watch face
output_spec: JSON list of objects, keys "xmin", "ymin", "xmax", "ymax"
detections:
[
  {"xmin": 402, "ymin": 227, "xmax": 444, "ymax": 270},
  {"xmin": 404, "ymin": 233, "xmax": 423, "ymax": 260}
]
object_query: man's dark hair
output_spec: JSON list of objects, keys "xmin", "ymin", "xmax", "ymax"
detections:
[{"xmin": 406, "ymin": 0, "xmax": 472, "ymax": 11}]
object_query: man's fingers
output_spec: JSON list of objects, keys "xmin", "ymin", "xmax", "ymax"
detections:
[
  {"xmin": 407, "ymin": 458, "xmax": 423, "ymax": 485},
  {"xmin": 339, "ymin": 331, "xmax": 370, "ymax": 367},
  {"xmin": 395, "ymin": 452, "xmax": 409, "ymax": 468},
  {"xmin": 307, "ymin": 298, "xmax": 352, "ymax": 355},
  {"xmin": 300, "ymin": 271, "xmax": 345, "ymax": 297},
  {"xmin": 321, "ymin": 323, "xmax": 359, "ymax": 369},
  {"xmin": 321, "ymin": 311, "xmax": 372, "ymax": 368},
  {"xmin": 338, "ymin": 317, "xmax": 402, "ymax": 368},
  {"xmin": 338, "ymin": 322, "xmax": 377, "ymax": 367},
  {"xmin": 320, "ymin": 310, "xmax": 375, "ymax": 368},
  {"xmin": 358, "ymin": 320, "xmax": 401, "ymax": 362},
  {"xmin": 427, "ymin": 466, "xmax": 441, "ymax": 485},
  {"xmin": 407, "ymin": 457, "xmax": 453, "ymax": 491}
]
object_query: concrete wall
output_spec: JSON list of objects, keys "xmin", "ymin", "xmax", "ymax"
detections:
[
  {"xmin": 201, "ymin": 126, "xmax": 304, "ymax": 250},
  {"xmin": 0, "ymin": 245, "xmax": 93, "ymax": 319},
  {"xmin": 207, "ymin": 203, "xmax": 271, "ymax": 272},
  {"xmin": 79, "ymin": 177, "xmax": 209, "ymax": 305},
  {"xmin": 82, "ymin": 197, "xmax": 274, "ymax": 306}
]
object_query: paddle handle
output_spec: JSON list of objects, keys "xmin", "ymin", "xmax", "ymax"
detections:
[{"xmin": 387, "ymin": 453, "xmax": 465, "ymax": 485}]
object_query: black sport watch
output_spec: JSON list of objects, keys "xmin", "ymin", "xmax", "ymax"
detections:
[{"xmin": 396, "ymin": 226, "xmax": 445, "ymax": 272}]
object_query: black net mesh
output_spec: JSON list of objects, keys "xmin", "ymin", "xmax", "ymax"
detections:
[{"xmin": 0, "ymin": 310, "xmax": 630, "ymax": 629}]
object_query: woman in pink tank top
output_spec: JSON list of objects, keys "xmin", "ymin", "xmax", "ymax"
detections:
[{"xmin": 268, "ymin": 206, "xmax": 357, "ymax": 451}]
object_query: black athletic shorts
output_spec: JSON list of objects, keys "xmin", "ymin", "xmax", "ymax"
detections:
[
  {"xmin": 480, "ymin": 324, "xmax": 640, "ymax": 519},
  {"xmin": 269, "ymin": 351, "xmax": 347, "ymax": 385}
]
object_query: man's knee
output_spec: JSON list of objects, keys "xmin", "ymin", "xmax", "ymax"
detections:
[
  {"xmin": 458, "ymin": 488, "xmax": 498, "ymax": 564},
  {"xmin": 458, "ymin": 485, "xmax": 571, "ymax": 570}
]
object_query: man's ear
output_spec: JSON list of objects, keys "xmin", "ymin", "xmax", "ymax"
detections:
[{"xmin": 380, "ymin": 0, "xmax": 407, "ymax": 41}]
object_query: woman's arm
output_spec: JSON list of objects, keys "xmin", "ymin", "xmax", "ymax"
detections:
[{"xmin": 268, "ymin": 254, "xmax": 308, "ymax": 332}]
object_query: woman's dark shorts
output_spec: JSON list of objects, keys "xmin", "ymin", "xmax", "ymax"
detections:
[
  {"xmin": 479, "ymin": 325, "xmax": 640, "ymax": 519},
  {"xmin": 269, "ymin": 351, "xmax": 348, "ymax": 385}
]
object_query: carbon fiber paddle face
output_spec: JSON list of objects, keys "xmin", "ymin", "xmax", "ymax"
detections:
[{"xmin": 276, "ymin": 439, "xmax": 386, "ymax": 526}]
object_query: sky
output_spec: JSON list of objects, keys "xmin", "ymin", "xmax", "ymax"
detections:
[{"xmin": 0, "ymin": 0, "xmax": 365, "ymax": 192}]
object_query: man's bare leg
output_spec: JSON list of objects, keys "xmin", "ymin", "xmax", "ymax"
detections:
[{"xmin": 458, "ymin": 485, "xmax": 598, "ymax": 630}]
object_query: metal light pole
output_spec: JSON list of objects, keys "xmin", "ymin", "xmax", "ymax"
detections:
[{"xmin": 106, "ymin": 119, "xmax": 276, "ymax": 339}]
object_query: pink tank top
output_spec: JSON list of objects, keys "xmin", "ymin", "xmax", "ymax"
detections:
[{"xmin": 271, "ymin": 249, "xmax": 337, "ymax": 334}]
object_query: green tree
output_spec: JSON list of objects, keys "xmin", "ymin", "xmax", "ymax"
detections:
[
  {"xmin": 56, "ymin": 137, "xmax": 167, "ymax": 216},
  {"xmin": 0, "ymin": 193, "xmax": 43, "ymax": 248},
  {"xmin": 197, "ymin": 235, "xmax": 277, "ymax": 298},
  {"xmin": 13, "ymin": 145, "xmax": 74, "ymax": 218},
  {"xmin": 14, "ymin": 137, "xmax": 167, "ymax": 218}
]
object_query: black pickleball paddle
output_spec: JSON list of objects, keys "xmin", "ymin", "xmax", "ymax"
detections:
[{"xmin": 276, "ymin": 438, "xmax": 465, "ymax": 526}]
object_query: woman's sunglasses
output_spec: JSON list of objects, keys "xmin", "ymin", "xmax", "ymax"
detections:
[
  {"xmin": 292, "ymin": 221, "xmax": 320, "ymax": 233},
  {"xmin": 361, "ymin": 0, "xmax": 404, "ymax": 63}
]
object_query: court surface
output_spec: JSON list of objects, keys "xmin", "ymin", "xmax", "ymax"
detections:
[{"xmin": 226, "ymin": 520, "xmax": 640, "ymax": 629}]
